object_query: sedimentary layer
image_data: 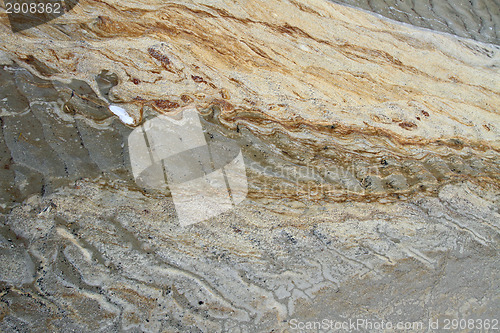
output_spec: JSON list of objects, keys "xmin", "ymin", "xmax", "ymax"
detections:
[
  {"xmin": 0, "ymin": 0, "xmax": 499, "ymax": 203},
  {"xmin": 0, "ymin": 0, "xmax": 499, "ymax": 331}
]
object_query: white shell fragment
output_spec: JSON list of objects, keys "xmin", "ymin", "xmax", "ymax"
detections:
[{"xmin": 109, "ymin": 105, "xmax": 134, "ymax": 125}]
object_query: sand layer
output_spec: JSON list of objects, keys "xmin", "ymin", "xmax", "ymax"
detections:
[{"xmin": 0, "ymin": 0, "xmax": 499, "ymax": 331}]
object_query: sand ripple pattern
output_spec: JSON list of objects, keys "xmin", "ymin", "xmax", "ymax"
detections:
[{"xmin": 331, "ymin": 0, "xmax": 500, "ymax": 44}]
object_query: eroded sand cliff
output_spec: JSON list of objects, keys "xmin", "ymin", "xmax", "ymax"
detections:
[{"xmin": 0, "ymin": 0, "xmax": 498, "ymax": 331}]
